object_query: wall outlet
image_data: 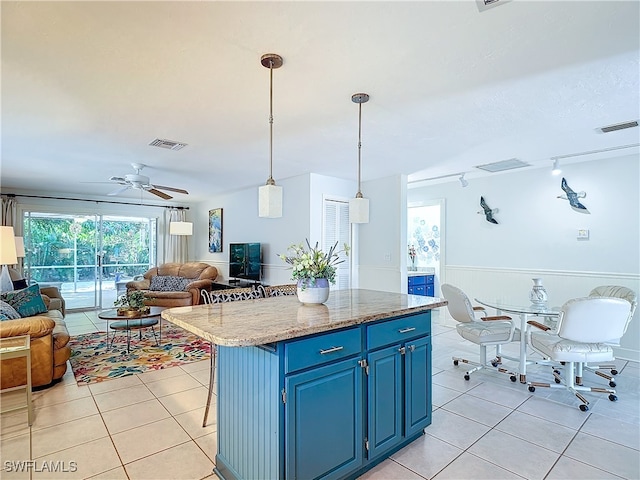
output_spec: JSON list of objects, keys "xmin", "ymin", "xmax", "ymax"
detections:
[
  {"xmin": 384, "ymin": 253, "xmax": 391, "ymax": 262},
  {"xmin": 577, "ymin": 229, "xmax": 589, "ymax": 240}
]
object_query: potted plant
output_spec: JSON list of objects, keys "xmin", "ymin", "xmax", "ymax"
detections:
[
  {"xmin": 279, "ymin": 240, "xmax": 349, "ymax": 304},
  {"xmin": 114, "ymin": 290, "xmax": 150, "ymax": 316}
]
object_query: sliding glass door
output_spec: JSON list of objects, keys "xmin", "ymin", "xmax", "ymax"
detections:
[{"xmin": 22, "ymin": 212, "xmax": 156, "ymax": 311}]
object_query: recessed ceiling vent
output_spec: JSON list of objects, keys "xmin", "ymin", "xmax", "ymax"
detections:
[
  {"xmin": 148, "ymin": 138, "xmax": 187, "ymax": 151},
  {"xmin": 599, "ymin": 120, "xmax": 638, "ymax": 133},
  {"xmin": 474, "ymin": 158, "xmax": 529, "ymax": 173},
  {"xmin": 476, "ymin": 0, "xmax": 511, "ymax": 12}
]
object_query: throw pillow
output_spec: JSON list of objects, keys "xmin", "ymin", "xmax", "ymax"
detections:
[
  {"xmin": 0, "ymin": 284, "xmax": 48, "ymax": 317},
  {"xmin": 0, "ymin": 300, "xmax": 21, "ymax": 321},
  {"xmin": 149, "ymin": 275, "xmax": 192, "ymax": 292},
  {"xmin": 12, "ymin": 279, "xmax": 28, "ymax": 290}
]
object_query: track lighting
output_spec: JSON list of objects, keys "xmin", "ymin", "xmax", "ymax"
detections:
[
  {"xmin": 459, "ymin": 173, "xmax": 469, "ymax": 188},
  {"xmin": 551, "ymin": 159, "xmax": 562, "ymax": 176}
]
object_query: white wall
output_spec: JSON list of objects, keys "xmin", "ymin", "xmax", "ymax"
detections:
[
  {"xmin": 408, "ymin": 154, "xmax": 640, "ymax": 360},
  {"xmin": 358, "ymin": 174, "xmax": 408, "ymax": 293}
]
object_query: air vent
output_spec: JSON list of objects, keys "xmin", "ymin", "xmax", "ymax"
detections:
[
  {"xmin": 476, "ymin": 0, "xmax": 511, "ymax": 12},
  {"xmin": 474, "ymin": 158, "xmax": 529, "ymax": 173},
  {"xmin": 599, "ymin": 121, "xmax": 638, "ymax": 133},
  {"xmin": 148, "ymin": 138, "xmax": 187, "ymax": 151}
]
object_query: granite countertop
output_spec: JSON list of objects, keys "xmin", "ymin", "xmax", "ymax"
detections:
[{"xmin": 161, "ymin": 288, "xmax": 447, "ymax": 347}]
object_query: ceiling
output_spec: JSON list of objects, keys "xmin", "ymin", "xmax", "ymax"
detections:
[{"xmin": 2, "ymin": 1, "xmax": 639, "ymax": 204}]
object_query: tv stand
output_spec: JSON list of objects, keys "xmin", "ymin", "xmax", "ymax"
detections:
[{"xmin": 212, "ymin": 279, "xmax": 263, "ymax": 290}]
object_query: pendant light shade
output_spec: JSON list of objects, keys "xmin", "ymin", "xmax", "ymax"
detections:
[
  {"xmin": 350, "ymin": 93, "xmax": 370, "ymax": 224},
  {"xmin": 258, "ymin": 53, "xmax": 284, "ymax": 218}
]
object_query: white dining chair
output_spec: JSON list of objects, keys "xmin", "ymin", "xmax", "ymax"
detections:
[
  {"xmin": 527, "ymin": 296, "xmax": 632, "ymax": 411},
  {"xmin": 441, "ymin": 284, "xmax": 519, "ymax": 382},
  {"xmin": 578, "ymin": 285, "xmax": 638, "ymax": 387}
]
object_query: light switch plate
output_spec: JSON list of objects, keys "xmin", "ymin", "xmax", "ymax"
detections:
[{"xmin": 577, "ymin": 229, "xmax": 589, "ymax": 240}]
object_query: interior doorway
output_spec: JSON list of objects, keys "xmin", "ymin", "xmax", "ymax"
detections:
[{"xmin": 408, "ymin": 201, "xmax": 443, "ymax": 297}]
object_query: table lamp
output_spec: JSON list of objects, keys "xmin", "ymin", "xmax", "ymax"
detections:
[{"xmin": 0, "ymin": 226, "xmax": 18, "ymax": 292}]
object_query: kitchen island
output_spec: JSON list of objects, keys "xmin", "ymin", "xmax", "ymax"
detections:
[{"xmin": 162, "ymin": 289, "xmax": 446, "ymax": 480}]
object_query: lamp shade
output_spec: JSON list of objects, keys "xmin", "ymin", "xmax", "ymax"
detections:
[
  {"xmin": 169, "ymin": 221, "xmax": 193, "ymax": 236},
  {"xmin": 0, "ymin": 226, "xmax": 18, "ymax": 265},
  {"xmin": 14, "ymin": 236, "xmax": 25, "ymax": 258},
  {"xmin": 349, "ymin": 197, "xmax": 370, "ymax": 224},
  {"xmin": 259, "ymin": 184, "xmax": 283, "ymax": 218}
]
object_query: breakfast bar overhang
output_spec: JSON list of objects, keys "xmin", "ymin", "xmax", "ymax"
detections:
[{"xmin": 162, "ymin": 289, "xmax": 447, "ymax": 480}]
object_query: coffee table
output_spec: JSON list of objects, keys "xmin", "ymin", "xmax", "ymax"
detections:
[{"xmin": 98, "ymin": 307, "xmax": 165, "ymax": 353}]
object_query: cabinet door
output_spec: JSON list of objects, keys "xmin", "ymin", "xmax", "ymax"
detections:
[
  {"xmin": 367, "ymin": 344, "xmax": 403, "ymax": 458},
  {"xmin": 285, "ymin": 357, "xmax": 364, "ymax": 480},
  {"xmin": 404, "ymin": 336, "xmax": 432, "ymax": 437}
]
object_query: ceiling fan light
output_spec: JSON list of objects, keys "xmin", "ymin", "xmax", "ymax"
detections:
[
  {"xmin": 169, "ymin": 221, "xmax": 193, "ymax": 236},
  {"xmin": 551, "ymin": 159, "xmax": 562, "ymax": 175},
  {"xmin": 349, "ymin": 197, "xmax": 369, "ymax": 224},
  {"xmin": 259, "ymin": 184, "xmax": 283, "ymax": 218}
]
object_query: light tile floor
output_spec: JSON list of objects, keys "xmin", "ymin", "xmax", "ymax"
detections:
[{"xmin": 1, "ymin": 310, "xmax": 638, "ymax": 479}]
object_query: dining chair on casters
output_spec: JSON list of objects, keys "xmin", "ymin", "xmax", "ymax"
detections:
[
  {"xmin": 579, "ymin": 286, "xmax": 637, "ymax": 387},
  {"xmin": 527, "ymin": 296, "xmax": 632, "ymax": 411},
  {"xmin": 441, "ymin": 284, "xmax": 519, "ymax": 382}
]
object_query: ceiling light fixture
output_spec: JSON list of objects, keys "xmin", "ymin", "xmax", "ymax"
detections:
[
  {"xmin": 349, "ymin": 93, "xmax": 370, "ymax": 224},
  {"xmin": 551, "ymin": 158, "xmax": 562, "ymax": 176},
  {"xmin": 459, "ymin": 173, "xmax": 469, "ymax": 188},
  {"xmin": 258, "ymin": 53, "xmax": 284, "ymax": 218}
]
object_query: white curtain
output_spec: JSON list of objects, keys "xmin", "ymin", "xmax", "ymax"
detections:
[
  {"xmin": 1, "ymin": 196, "xmax": 16, "ymax": 227},
  {"xmin": 164, "ymin": 209, "xmax": 189, "ymax": 263}
]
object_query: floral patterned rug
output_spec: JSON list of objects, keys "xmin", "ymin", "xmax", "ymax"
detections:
[{"xmin": 68, "ymin": 322, "xmax": 211, "ymax": 385}]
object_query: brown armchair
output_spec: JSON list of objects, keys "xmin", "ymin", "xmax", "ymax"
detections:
[
  {"xmin": 1, "ymin": 270, "xmax": 70, "ymax": 389},
  {"xmin": 126, "ymin": 262, "xmax": 218, "ymax": 307}
]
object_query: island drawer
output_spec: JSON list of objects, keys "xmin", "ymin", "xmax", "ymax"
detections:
[
  {"xmin": 367, "ymin": 312, "xmax": 430, "ymax": 350},
  {"xmin": 285, "ymin": 327, "xmax": 362, "ymax": 374}
]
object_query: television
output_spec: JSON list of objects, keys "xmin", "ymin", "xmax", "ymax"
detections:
[{"xmin": 229, "ymin": 243, "xmax": 262, "ymax": 282}]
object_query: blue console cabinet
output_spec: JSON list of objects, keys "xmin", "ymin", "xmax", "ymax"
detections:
[
  {"xmin": 215, "ymin": 311, "xmax": 432, "ymax": 480},
  {"xmin": 408, "ymin": 274, "xmax": 435, "ymax": 297}
]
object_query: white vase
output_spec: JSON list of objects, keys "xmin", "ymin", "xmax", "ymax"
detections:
[
  {"xmin": 296, "ymin": 278, "xmax": 330, "ymax": 305},
  {"xmin": 529, "ymin": 278, "xmax": 548, "ymax": 306}
]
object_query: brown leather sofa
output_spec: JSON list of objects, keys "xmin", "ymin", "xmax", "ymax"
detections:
[
  {"xmin": 126, "ymin": 262, "xmax": 218, "ymax": 307},
  {"xmin": 0, "ymin": 283, "xmax": 70, "ymax": 390}
]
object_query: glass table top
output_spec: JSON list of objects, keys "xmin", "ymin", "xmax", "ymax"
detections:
[{"xmin": 474, "ymin": 298, "xmax": 561, "ymax": 317}]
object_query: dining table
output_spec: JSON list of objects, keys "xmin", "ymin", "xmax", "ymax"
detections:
[{"xmin": 473, "ymin": 298, "xmax": 561, "ymax": 383}]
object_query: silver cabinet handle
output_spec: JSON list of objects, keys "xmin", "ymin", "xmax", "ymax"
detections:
[
  {"xmin": 398, "ymin": 327, "xmax": 416, "ymax": 334},
  {"xmin": 319, "ymin": 346, "xmax": 344, "ymax": 355}
]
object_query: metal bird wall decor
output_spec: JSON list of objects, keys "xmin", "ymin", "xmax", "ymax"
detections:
[
  {"xmin": 558, "ymin": 177, "xmax": 590, "ymax": 214},
  {"xmin": 478, "ymin": 196, "xmax": 499, "ymax": 224}
]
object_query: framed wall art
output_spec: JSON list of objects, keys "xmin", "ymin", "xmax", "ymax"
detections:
[{"xmin": 209, "ymin": 208, "xmax": 223, "ymax": 252}]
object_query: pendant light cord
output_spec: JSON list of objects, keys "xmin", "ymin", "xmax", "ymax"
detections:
[
  {"xmin": 267, "ymin": 60, "xmax": 275, "ymax": 186},
  {"xmin": 356, "ymin": 101, "xmax": 363, "ymax": 198}
]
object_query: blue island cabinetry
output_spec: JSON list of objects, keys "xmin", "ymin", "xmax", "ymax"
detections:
[{"xmin": 215, "ymin": 311, "xmax": 432, "ymax": 480}]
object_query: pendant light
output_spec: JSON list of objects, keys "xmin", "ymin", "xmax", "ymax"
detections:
[
  {"xmin": 258, "ymin": 53, "xmax": 284, "ymax": 218},
  {"xmin": 349, "ymin": 93, "xmax": 370, "ymax": 224}
]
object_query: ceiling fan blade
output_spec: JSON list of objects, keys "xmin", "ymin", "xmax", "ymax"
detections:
[
  {"xmin": 147, "ymin": 188, "xmax": 172, "ymax": 200},
  {"xmin": 109, "ymin": 176, "xmax": 126, "ymax": 182},
  {"xmin": 108, "ymin": 186, "xmax": 130, "ymax": 196},
  {"xmin": 152, "ymin": 184, "xmax": 189, "ymax": 195}
]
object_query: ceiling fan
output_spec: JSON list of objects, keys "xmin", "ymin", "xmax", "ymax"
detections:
[{"xmin": 107, "ymin": 163, "xmax": 188, "ymax": 200}]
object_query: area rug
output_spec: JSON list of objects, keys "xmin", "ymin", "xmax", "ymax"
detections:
[{"xmin": 68, "ymin": 323, "xmax": 211, "ymax": 385}]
